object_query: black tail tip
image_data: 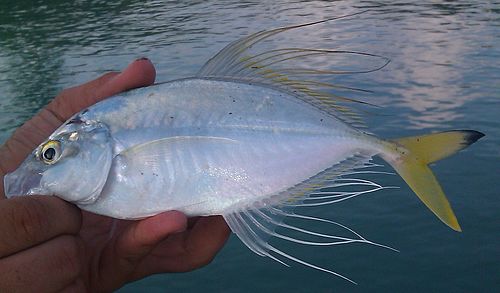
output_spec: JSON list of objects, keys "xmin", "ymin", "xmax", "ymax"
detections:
[{"xmin": 463, "ymin": 130, "xmax": 485, "ymax": 144}]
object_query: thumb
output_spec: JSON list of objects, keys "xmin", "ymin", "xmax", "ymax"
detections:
[
  {"xmin": 47, "ymin": 57, "xmax": 156, "ymax": 122},
  {"xmin": 99, "ymin": 211, "xmax": 187, "ymax": 289}
]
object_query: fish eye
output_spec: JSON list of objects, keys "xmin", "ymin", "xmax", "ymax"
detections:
[{"xmin": 39, "ymin": 140, "xmax": 62, "ymax": 164}]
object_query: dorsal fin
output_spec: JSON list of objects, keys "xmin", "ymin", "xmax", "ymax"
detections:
[{"xmin": 197, "ymin": 11, "xmax": 389, "ymax": 128}]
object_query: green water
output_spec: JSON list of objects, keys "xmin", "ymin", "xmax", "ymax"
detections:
[{"xmin": 0, "ymin": 1, "xmax": 498, "ymax": 292}]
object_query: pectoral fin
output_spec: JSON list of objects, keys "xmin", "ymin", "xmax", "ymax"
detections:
[
  {"xmin": 118, "ymin": 136, "xmax": 238, "ymax": 159},
  {"xmin": 114, "ymin": 136, "xmax": 239, "ymax": 194}
]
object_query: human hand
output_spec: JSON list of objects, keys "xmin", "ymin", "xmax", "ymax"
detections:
[{"xmin": 0, "ymin": 59, "xmax": 230, "ymax": 292}]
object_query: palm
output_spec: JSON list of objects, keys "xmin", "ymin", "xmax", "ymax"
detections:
[{"xmin": 0, "ymin": 60, "xmax": 229, "ymax": 292}]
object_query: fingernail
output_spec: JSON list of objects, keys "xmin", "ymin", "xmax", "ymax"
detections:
[
  {"xmin": 118, "ymin": 57, "xmax": 149, "ymax": 75},
  {"xmin": 108, "ymin": 57, "xmax": 155, "ymax": 89}
]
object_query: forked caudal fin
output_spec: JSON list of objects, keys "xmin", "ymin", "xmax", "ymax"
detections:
[{"xmin": 385, "ymin": 130, "xmax": 484, "ymax": 231}]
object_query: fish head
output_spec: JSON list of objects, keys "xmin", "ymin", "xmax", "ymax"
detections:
[{"xmin": 4, "ymin": 118, "xmax": 113, "ymax": 205}]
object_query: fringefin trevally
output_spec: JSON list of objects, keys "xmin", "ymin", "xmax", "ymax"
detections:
[{"xmin": 4, "ymin": 12, "xmax": 484, "ymax": 283}]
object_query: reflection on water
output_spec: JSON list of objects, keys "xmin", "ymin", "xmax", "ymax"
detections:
[
  {"xmin": 368, "ymin": 2, "xmax": 498, "ymax": 129},
  {"xmin": 0, "ymin": 1, "xmax": 498, "ymax": 292}
]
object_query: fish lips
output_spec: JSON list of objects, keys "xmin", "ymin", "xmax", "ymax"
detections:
[{"xmin": 4, "ymin": 167, "xmax": 44, "ymax": 197}]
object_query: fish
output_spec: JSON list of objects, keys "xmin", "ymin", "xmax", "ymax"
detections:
[{"xmin": 3, "ymin": 13, "xmax": 484, "ymax": 283}]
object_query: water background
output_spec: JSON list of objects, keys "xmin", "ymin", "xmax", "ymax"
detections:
[{"xmin": 0, "ymin": 1, "xmax": 498, "ymax": 292}]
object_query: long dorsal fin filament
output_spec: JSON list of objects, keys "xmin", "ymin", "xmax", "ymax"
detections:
[{"xmin": 197, "ymin": 11, "xmax": 389, "ymax": 128}]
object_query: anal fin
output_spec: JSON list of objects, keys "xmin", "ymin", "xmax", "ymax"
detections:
[{"xmin": 223, "ymin": 153, "xmax": 397, "ymax": 283}]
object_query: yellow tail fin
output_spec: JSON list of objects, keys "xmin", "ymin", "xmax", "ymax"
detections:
[{"xmin": 387, "ymin": 130, "xmax": 484, "ymax": 232}]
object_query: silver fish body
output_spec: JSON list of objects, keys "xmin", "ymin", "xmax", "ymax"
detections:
[
  {"xmin": 4, "ymin": 15, "xmax": 483, "ymax": 282},
  {"xmin": 59, "ymin": 78, "xmax": 380, "ymax": 218}
]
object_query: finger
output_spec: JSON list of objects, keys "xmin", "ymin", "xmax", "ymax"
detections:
[
  {"xmin": 47, "ymin": 58, "xmax": 156, "ymax": 121},
  {"xmin": 96, "ymin": 57, "xmax": 156, "ymax": 98},
  {"xmin": 187, "ymin": 216, "xmax": 200, "ymax": 228},
  {"xmin": 134, "ymin": 215, "xmax": 230, "ymax": 276},
  {"xmin": 0, "ymin": 235, "xmax": 83, "ymax": 293},
  {"xmin": 98, "ymin": 211, "xmax": 186, "ymax": 289},
  {"xmin": 59, "ymin": 278, "xmax": 87, "ymax": 293},
  {"xmin": 182, "ymin": 215, "xmax": 230, "ymax": 267},
  {"xmin": 115, "ymin": 211, "xmax": 187, "ymax": 263},
  {"xmin": 0, "ymin": 196, "xmax": 81, "ymax": 257}
]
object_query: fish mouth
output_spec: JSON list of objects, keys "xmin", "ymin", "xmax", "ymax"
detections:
[{"xmin": 4, "ymin": 169, "xmax": 43, "ymax": 198}]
